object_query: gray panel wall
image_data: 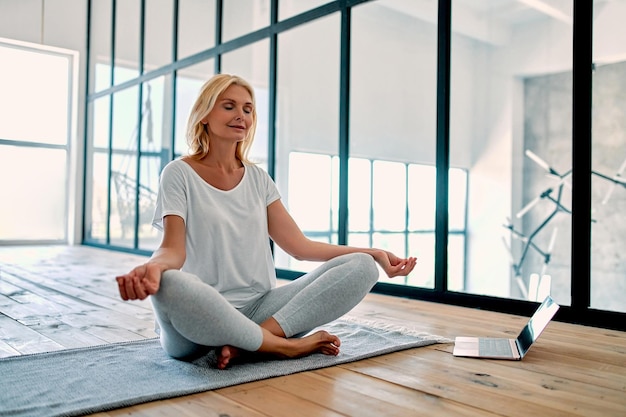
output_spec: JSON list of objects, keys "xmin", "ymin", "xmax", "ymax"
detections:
[{"xmin": 523, "ymin": 61, "xmax": 626, "ymax": 312}]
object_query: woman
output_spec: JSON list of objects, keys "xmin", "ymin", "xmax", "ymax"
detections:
[{"xmin": 116, "ymin": 74, "xmax": 416, "ymax": 369}]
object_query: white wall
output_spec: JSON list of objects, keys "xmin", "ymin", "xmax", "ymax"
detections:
[{"xmin": 594, "ymin": 1, "xmax": 626, "ymax": 65}]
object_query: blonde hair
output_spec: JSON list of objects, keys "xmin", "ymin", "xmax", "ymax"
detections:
[{"xmin": 185, "ymin": 74, "xmax": 257, "ymax": 163}]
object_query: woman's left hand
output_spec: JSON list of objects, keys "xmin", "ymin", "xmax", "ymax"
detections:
[{"xmin": 373, "ymin": 250, "xmax": 417, "ymax": 278}]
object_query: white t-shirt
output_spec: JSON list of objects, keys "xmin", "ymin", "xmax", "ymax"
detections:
[{"xmin": 152, "ymin": 159, "xmax": 281, "ymax": 308}]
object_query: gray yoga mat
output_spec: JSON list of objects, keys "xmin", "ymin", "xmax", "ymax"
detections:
[{"xmin": 0, "ymin": 318, "xmax": 449, "ymax": 417}]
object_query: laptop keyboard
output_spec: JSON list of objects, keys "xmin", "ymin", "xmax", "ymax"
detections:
[{"xmin": 479, "ymin": 338, "xmax": 515, "ymax": 357}]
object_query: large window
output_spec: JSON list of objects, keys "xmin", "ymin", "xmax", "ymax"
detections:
[
  {"xmin": 274, "ymin": 13, "xmax": 341, "ymax": 271},
  {"xmin": 351, "ymin": 1, "xmax": 440, "ymax": 288},
  {"xmin": 450, "ymin": 1, "xmax": 575, "ymax": 304},
  {"xmin": 285, "ymin": 152, "xmax": 468, "ymax": 289},
  {"xmin": 0, "ymin": 40, "xmax": 77, "ymax": 243},
  {"xmin": 82, "ymin": 1, "xmax": 625, "ymax": 330}
]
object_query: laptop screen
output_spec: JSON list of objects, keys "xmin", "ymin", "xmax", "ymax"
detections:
[{"xmin": 516, "ymin": 295, "xmax": 560, "ymax": 357}]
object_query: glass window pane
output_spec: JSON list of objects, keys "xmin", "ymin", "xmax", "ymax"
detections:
[
  {"xmin": 222, "ymin": 0, "xmax": 269, "ymax": 42},
  {"xmin": 348, "ymin": 233, "xmax": 370, "ymax": 249},
  {"xmin": 138, "ymin": 156, "xmax": 161, "ymax": 251},
  {"xmin": 372, "ymin": 160, "xmax": 406, "ymax": 231},
  {"xmin": 110, "ymin": 86, "xmax": 139, "ymax": 248},
  {"xmin": 0, "ymin": 146, "xmax": 67, "ymax": 241},
  {"xmin": 0, "ymin": 46, "xmax": 70, "ymax": 145},
  {"xmin": 178, "ymin": 0, "xmax": 216, "ymax": 60},
  {"xmin": 137, "ymin": 79, "xmax": 167, "ymax": 250},
  {"xmin": 451, "ymin": 0, "xmax": 573, "ymax": 302},
  {"xmin": 89, "ymin": 0, "xmax": 112, "ymax": 92},
  {"xmin": 348, "ymin": 158, "xmax": 371, "ymax": 232},
  {"xmin": 408, "ymin": 164, "xmax": 435, "ymax": 231},
  {"xmin": 288, "ymin": 153, "xmax": 333, "ymax": 232},
  {"xmin": 449, "ymin": 168, "xmax": 467, "ymax": 231},
  {"xmin": 0, "ymin": 41, "xmax": 73, "ymax": 244},
  {"xmin": 279, "ymin": 0, "xmax": 331, "ymax": 21},
  {"xmin": 112, "ymin": 86, "xmax": 139, "ymax": 151},
  {"xmin": 408, "ymin": 233, "xmax": 435, "ymax": 289},
  {"xmin": 92, "ymin": 97, "xmax": 111, "ymax": 149},
  {"xmin": 141, "ymin": 76, "xmax": 168, "ymax": 153},
  {"xmin": 115, "ymin": 0, "xmax": 140, "ymax": 83},
  {"xmin": 85, "ymin": 151, "xmax": 109, "ymax": 242},
  {"xmin": 221, "ymin": 39, "xmax": 270, "ymax": 167},
  {"xmin": 273, "ymin": 14, "xmax": 340, "ymax": 272},
  {"xmin": 110, "ymin": 153, "xmax": 137, "ymax": 247},
  {"xmin": 591, "ymin": 2, "xmax": 626, "ymax": 313},
  {"xmin": 144, "ymin": 0, "xmax": 173, "ymax": 72},
  {"xmin": 330, "ymin": 155, "xmax": 339, "ymax": 245},
  {"xmin": 351, "ymin": 1, "xmax": 437, "ymax": 285},
  {"xmin": 85, "ymin": 96, "xmax": 110, "ymax": 245},
  {"xmin": 448, "ymin": 233, "xmax": 465, "ymax": 292}
]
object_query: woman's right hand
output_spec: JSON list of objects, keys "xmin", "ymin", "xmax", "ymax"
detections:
[
  {"xmin": 371, "ymin": 250, "xmax": 417, "ymax": 278},
  {"xmin": 115, "ymin": 262, "xmax": 165, "ymax": 301}
]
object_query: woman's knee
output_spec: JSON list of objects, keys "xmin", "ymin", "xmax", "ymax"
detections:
[
  {"xmin": 345, "ymin": 252, "xmax": 379, "ymax": 288},
  {"xmin": 153, "ymin": 269, "xmax": 195, "ymax": 306}
]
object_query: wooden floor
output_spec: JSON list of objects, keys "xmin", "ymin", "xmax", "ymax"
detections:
[{"xmin": 0, "ymin": 245, "xmax": 624, "ymax": 417}]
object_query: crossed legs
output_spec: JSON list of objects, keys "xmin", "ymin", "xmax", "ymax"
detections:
[{"xmin": 151, "ymin": 253, "xmax": 379, "ymax": 367}]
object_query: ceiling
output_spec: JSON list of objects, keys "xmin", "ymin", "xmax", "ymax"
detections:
[{"xmin": 379, "ymin": 0, "xmax": 619, "ymax": 45}]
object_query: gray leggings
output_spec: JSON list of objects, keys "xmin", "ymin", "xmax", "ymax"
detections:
[{"xmin": 150, "ymin": 252, "xmax": 379, "ymax": 359}]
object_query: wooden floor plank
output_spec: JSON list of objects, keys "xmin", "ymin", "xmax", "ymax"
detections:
[
  {"xmin": 345, "ymin": 348, "xmax": 625, "ymax": 417},
  {"xmin": 91, "ymin": 391, "xmax": 270, "ymax": 417},
  {"xmin": 1, "ymin": 264, "xmax": 154, "ymax": 318},
  {"xmin": 0, "ymin": 312, "xmax": 64, "ymax": 355},
  {"xmin": 219, "ymin": 384, "xmax": 346, "ymax": 417},
  {"xmin": 0, "ymin": 318, "xmax": 21, "ymax": 358},
  {"xmin": 520, "ymin": 348, "xmax": 626, "ymax": 391},
  {"xmin": 3, "ymin": 271, "xmax": 153, "ymax": 327},
  {"xmin": 28, "ymin": 320, "xmax": 112, "ymax": 349},
  {"xmin": 1, "ymin": 245, "xmax": 625, "ymax": 417},
  {"xmin": 0, "ymin": 269, "xmax": 156, "ymax": 339},
  {"xmin": 267, "ymin": 366, "xmax": 496, "ymax": 416}
]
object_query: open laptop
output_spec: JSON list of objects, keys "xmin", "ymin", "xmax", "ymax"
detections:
[{"xmin": 453, "ymin": 295, "xmax": 560, "ymax": 360}]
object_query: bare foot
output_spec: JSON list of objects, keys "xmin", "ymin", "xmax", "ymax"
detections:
[
  {"xmin": 265, "ymin": 330, "xmax": 341, "ymax": 359},
  {"xmin": 217, "ymin": 345, "xmax": 242, "ymax": 370},
  {"xmin": 217, "ymin": 330, "xmax": 341, "ymax": 370}
]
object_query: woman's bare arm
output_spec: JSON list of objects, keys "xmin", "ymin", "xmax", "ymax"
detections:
[
  {"xmin": 116, "ymin": 215, "xmax": 187, "ymax": 300},
  {"xmin": 267, "ymin": 200, "xmax": 416, "ymax": 278}
]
